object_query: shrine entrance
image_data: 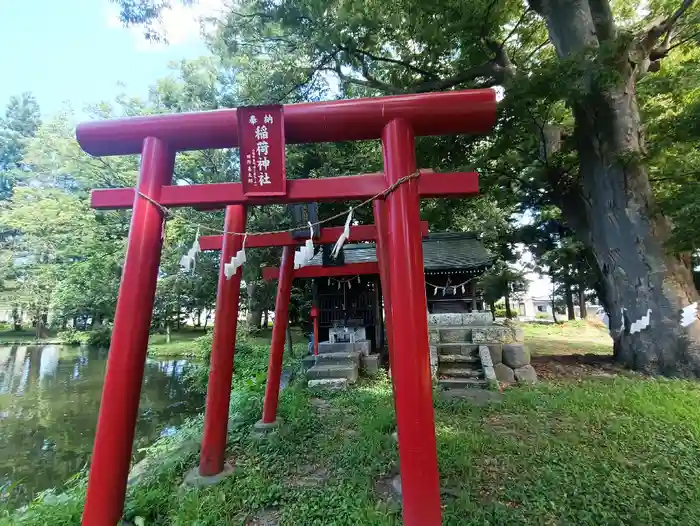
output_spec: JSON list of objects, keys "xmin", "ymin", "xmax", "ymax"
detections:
[{"xmin": 76, "ymin": 90, "xmax": 496, "ymax": 526}]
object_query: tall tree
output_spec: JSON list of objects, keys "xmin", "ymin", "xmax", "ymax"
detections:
[{"xmin": 116, "ymin": 0, "xmax": 700, "ymax": 375}]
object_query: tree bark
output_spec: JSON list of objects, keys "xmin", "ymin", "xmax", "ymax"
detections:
[
  {"xmin": 286, "ymin": 325, "xmax": 294, "ymax": 358},
  {"xmin": 531, "ymin": 0, "xmax": 700, "ymax": 376},
  {"xmin": 263, "ymin": 310, "xmax": 269, "ymax": 329},
  {"xmin": 578, "ymin": 285, "xmax": 588, "ymax": 318},
  {"xmin": 565, "ymin": 281, "xmax": 575, "ymax": 320},
  {"xmin": 504, "ymin": 292, "xmax": 512, "ymax": 319}
]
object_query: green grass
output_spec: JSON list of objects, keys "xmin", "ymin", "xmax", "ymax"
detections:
[
  {"xmin": 524, "ymin": 319, "xmax": 613, "ymax": 356},
  {"xmin": 147, "ymin": 328, "xmax": 209, "ymax": 358},
  {"xmin": 0, "ymin": 329, "xmax": 60, "ymax": 344},
  {"xmin": 8, "ymin": 324, "xmax": 700, "ymax": 525}
]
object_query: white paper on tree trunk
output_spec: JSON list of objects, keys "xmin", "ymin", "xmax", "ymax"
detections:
[{"xmin": 681, "ymin": 302, "xmax": 698, "ymax": 327}]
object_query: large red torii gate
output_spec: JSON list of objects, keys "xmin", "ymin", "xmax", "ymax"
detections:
[{"xmin": 77, "ymin": 90, "xmax": 496, "ymax": 526}]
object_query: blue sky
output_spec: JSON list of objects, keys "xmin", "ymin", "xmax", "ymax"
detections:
[{"xmin": 0, "ymin": 0, "xmax": 216, "ymax": 117}]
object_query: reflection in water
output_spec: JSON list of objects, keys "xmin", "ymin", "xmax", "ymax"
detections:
[{"xmin": 0, "ymin": 345, "xmax": 204, "ymax": 508}]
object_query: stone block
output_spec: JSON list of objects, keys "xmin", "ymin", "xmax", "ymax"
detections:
[
  {"xmin": 428, "ymin": 312, "xmax": 462, "ymax": 326},
  {"xmin": 318, "ymin": 341, "xmax": 354, "ymax": 354},
  {"xmin": 461, "ymin": 312, "xmax": 493, "ymax": 326},
  {"xmin": 361, "ymin": 353, "xmax": 381, "ymax": 375},
  {"xmin": 478, "ymin": 345, "xmax": 493, "ymax": 367},
  {"xmin": 301, "ymin": 355, "xmax": 316, "ymax": 372},
  {"xmin": 316, "ymin": 352, "xmax": 361, "ymax": 367},
  {"xmin": 181, "ymin": 463, "xmax": 236, "ymax": 488},
  {"xmin": 487, "ymin": 344, "xmax": 503, "ymax": 364},
  {"xmin": 472, "ymin": 326, "xmax": 515, "ymax": 343},
  {"xmin": 494, "ymin": 363, "xmax": 515, "ymax": 383},
  {"xmin": 502, "ymin": 344, "xmax": 530, "ymax": 369},
  {"xmin": 514, "ymin": 365, "xmax": 538, "ymax": 383},
  {"xmin": 353, "ymin": 340, "xmax": 371, "ymax": 356},
  {"xmin": 429, "ymin": 346, "xmax": 438, "ymax": 367},
  {"xmin": 440, "ymin": 327, "xmax": 470, "ymax": 343},
  {"xmin": 308, "ymin": 378, "xmax": 348, "ymax": 391},
  {"xmin": 307, "ymin": 364, "xmax": 358, "ymax": 383},
  {"xmin": 428, "ymin": 330, "xmax": 440, "ymax": 344}
]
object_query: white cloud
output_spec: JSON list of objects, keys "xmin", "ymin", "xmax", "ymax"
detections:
[{"xmin": 106, "ymin": 0, "xmax": 228, "ymax": 51}]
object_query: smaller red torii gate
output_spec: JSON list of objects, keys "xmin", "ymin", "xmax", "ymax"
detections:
[
  {"xmin": 198, "ymin": 217, "xmax": 428, "ymax": 474},
  {"xmin": 76, "ymin": 89, "xmax": 495, "ymax": 526}
]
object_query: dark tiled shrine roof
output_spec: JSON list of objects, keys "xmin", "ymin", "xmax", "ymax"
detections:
[{"xmin": 308, "ymin": 232, "xmax": 494, "ymax": 270}]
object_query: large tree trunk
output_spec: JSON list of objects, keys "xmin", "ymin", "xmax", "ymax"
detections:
[
  {"xmin": 531, "ymin": 0, "xmax": 700, "ymax": 376},
  {"xmin": 578, "ymin": 285, "xmax": 587, "ymax": 318},
  {"xmin": 564, "ymin": 281, "xmax": 575, "ymax": 320},
  {"xmin": 246, "ymin": 282, "xmax": 262, "ymax": 331}
]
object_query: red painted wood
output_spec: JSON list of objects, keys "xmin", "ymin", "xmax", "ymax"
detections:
[
  {"xmin": 199, "ymin": 205, "xmax": 246, "ymax": 476},
  {"xmin": 82, "ymin": 138, "xmax": 175, "ymax": 526},
  {"xmin": 262, "ymin": 261, "xmax": 379, "ymax": 281},
  {"xmin": 382, "ymin": 119, "xmax": 441, "ymax": 525},
  {"xmin": 90, "ymin": 171, "xmax": 479, "ymax": 210},
  {"xmin": 199, "ymin": 221, "xmax": 429, "ymax": 251},
  {"xmin": 77, "ymin": 90, "xmax": 496, "ymax": 156},
  {"xmin": 261, "ymin": 246, "xmax": 294, "ymax": 423}
]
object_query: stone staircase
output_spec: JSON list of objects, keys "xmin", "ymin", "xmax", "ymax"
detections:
[
  {"xmin": 302, "ymin": 340, "xmax": 380, "ymax": 390},
  {"xmin": 428, "ymin": 312, "xmax": 524, "ymax": 394}
]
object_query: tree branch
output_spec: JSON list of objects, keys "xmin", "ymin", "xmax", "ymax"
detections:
[
  {"xmin": 644, "ymin": 0, "xmax": 697, "ymax": 51},
  {"xmin": 588, "ymin": 0, "xmax": 615, "ymax": 42},
  {"xmin": 338, "ymin": 45, "xmax": 439, "ymax": 80}
]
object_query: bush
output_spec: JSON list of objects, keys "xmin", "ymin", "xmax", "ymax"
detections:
[
  {"xmin": 57, "ymin": 328, "xmax": 89, "ymax": 346},
  {"xmin": 87, "ymin": 326, "xmax": 112, "ymax": 349},
  {"xmin": 0, "ymin": 322, "xmax": 11, "ymax": 332}
]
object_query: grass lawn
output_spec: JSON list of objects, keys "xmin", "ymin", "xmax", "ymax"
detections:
[
  {"xmin": 0, "ymin": 329, "xmax": 59, "ymax": 344},
  {"xmin": 147, "ymin": 328, "xmax": 209, "ymax": 358},
  {"xmin": 524, "ymin": 319, "xmax": 613, "ymax": 355},
  {"xmin": 7, "ymin": 323, "xmax": 700, "ymax": 525}
]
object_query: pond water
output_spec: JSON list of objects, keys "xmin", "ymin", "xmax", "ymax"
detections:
[{"xmin": 0, "ymin": 345, "xmax": 204, "ymax": 508}]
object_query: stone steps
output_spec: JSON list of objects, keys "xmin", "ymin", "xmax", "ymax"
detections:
[
  {"xmin": 438, "ymin": 367, "xmax": 483, "ymax": 379},
  {"xmin": 315, "ymin": 351, "xmax": 361, "ymax": 367},
  {"xmin": 438, "ymin": 377, "xmax": 489, "ymax": 389},
  {"xmin": 438, "ymin": 353, "xmax": 480, "ymax": 364},
  {"xmin": 436, "ymin": 343, "xmax": 480, "ymax": 356},
  {"xmin": 306, "ymin": 364, "xmax": 358, "ymax": 383}
]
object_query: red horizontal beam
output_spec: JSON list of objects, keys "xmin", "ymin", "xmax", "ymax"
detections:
[
  {"xmin": 91, "ymin": 171, "xmax": 478, "ymax": 210},
  {"xmin": 263, "ymin": 262, "xmax": 380, "ymax": 281},
  {"xmin": 199, "ymin": 221, "xmax": 429, "ymax": 250},
  {"xmin": 77, "ymin": 90, "xmax": 496, "ymax": 156}
]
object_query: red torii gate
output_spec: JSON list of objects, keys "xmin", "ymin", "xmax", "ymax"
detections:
[
  {"xmin": 198, "ymin": 219, "xmax": 428, "ymax": 453},
  {"xmin": 77, "ymin": 90, "xmax": 496, "ymax": 526}
]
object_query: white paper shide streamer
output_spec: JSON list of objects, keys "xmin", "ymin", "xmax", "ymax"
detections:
[
  {"xmin": 331, "ymin": 208, "xmax": 353, "ymax": 259},
  {"xmin": 681, "ymin": 302, "xmax": 698, "ymax": 328},
  {"xmin": 179, "ymin": 230, "xmax": 201, "ymax": 271},
  {"xmin": 629, "ymin": 308, "xmax": 652, "ymax": 334},
  {"xmin": 224, "ymin": 234, "xmax": 247, "ymax": 279},
  {"xmin": 294, "ymin": 222, "xmax": 315, "ymax": 270}
]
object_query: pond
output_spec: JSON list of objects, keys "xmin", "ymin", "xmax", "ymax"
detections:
[{"xmin": 0, "ymin": 345, "xmax": 204, "ymax": 508}]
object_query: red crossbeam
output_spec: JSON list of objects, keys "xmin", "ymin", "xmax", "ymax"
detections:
[
  {"xmin": 77, "ymin": 90, "xmax": 496, "ymax": 156},
  {"xmin": 199, "ymin": 221, "xmax": 429, "ymax": 250},
  {"xmin": 263, "ymin": 261, "xmax": 379, "ymax": 280},
  {"xmin": 91, "ymin": 171, "xmax": 478, "ymax": 210}
]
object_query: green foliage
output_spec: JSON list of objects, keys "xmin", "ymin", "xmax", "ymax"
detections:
[
  {"xmin": 86, "ymin": 326, "xmax": 112, "ymax": 349},
  {"xmin": 479, "ymin": 261, "xmax": 529, "ymax": 306},
  {"xmin": 56, "ymin": 328, "xmax": 89, "ymax": 346}
]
